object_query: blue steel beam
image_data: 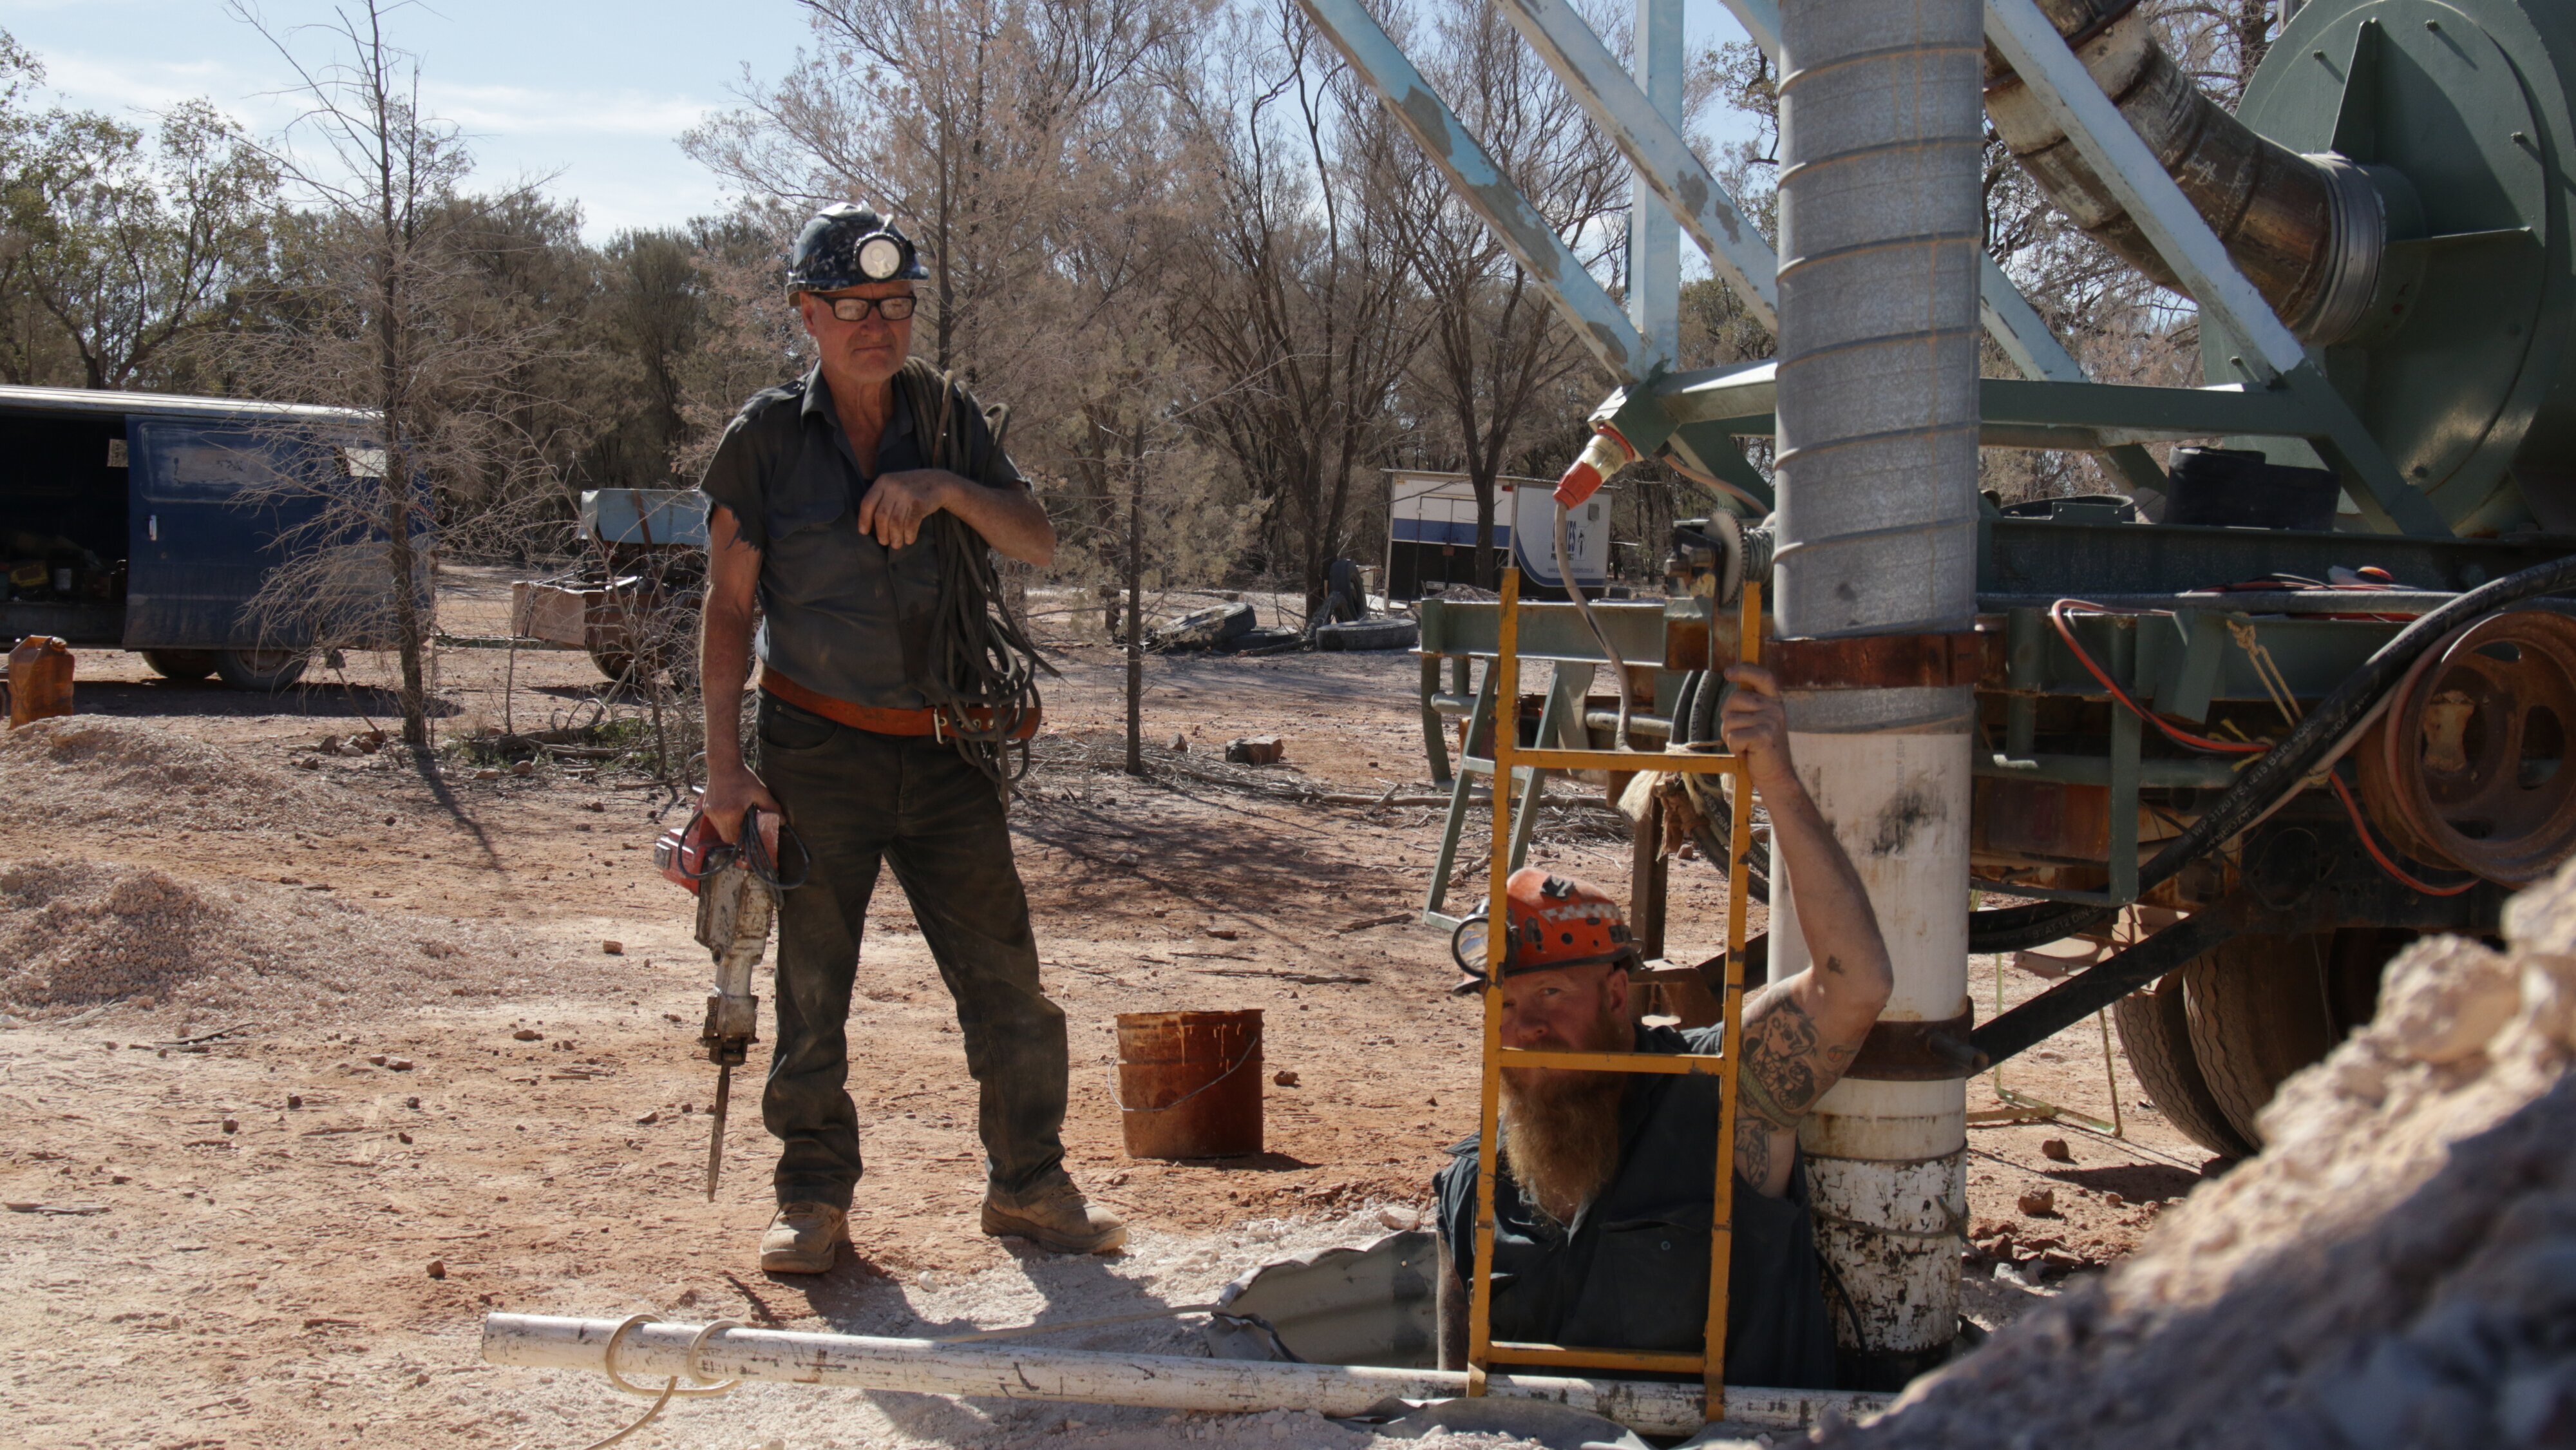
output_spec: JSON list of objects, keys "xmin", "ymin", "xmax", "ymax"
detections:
[
  {"xmin": 1298, "ymin": 0, "xmax": 1647, "ymax": 381},
  {"xmin": 1498, "ymin": 0, "xmax": 1779, "ymax": 332}
]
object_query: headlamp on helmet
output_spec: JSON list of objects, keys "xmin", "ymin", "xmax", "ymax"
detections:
[{"xmin": 786, "ymin": 202, "xmax": 929, "ymax": 294}]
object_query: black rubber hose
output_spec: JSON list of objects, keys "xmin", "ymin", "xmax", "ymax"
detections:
[
  {"xmin": 1669, "ymin": 667, "xmax": 1773, "ymax": 903},
  {"xmin": 1967, "ymin": 553, "xmax": 2576, "ymax": 953}
]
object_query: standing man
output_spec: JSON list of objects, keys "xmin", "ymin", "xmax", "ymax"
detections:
[
  {"xmin": 1431, "ymin": 662, "xmax": 1892, "ymax": 1386},
  {"xmin": 696, "ymin": 204, "xmax": 1123, "ymax": 1272}
]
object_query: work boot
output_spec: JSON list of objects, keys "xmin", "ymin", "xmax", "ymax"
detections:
[
  {"xmin": 758, "ymin": 1201, "xmax": 848, "ymax": 1274},
  {"xmin": 981, "ymin": 1174, "xmax": 1127, "ymax": 1255}
]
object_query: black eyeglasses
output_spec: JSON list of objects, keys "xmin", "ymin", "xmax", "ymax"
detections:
[{"xmin": 821, "ymin": 294, "xmax": 916, "ymax": 322}]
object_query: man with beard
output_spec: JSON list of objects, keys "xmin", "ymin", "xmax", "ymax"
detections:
[{"xmin": 1432, "ymin": 661, "xmax": 1893, "ymax": 1388}]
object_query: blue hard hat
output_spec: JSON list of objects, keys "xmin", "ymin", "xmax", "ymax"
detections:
[{"xmin": 786, "ymin": 204, "xmax": 928, "ymax": 292}]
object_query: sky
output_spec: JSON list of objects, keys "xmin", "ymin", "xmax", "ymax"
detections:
[{"xmin": 2, "ymin": 0, "xmax": 1756, "ymax": 243}]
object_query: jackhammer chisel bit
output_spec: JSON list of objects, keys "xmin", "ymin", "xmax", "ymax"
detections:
[{"xmin": 694, "ymin": 830, "xmax": 778, "ymax": 1201}]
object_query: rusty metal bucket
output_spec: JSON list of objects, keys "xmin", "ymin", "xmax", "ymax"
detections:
[{"xmin": 1115, "ymin": 1009, "xmax": 1262, "ymax": 1159}]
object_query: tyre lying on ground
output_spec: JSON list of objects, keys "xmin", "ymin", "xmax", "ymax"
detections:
[{"xmin": 1311, "ymin": 618, "xmax": 1417, "ymax": 652}]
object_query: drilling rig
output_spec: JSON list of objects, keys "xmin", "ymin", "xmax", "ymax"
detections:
[{"xmin": 1325, "ymin": 0, "xmax": 2576, "ymax": 1384}]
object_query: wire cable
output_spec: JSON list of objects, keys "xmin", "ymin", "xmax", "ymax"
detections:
[
  {"xmin": 913, "ymin": 370, "xmax": 1057, "ymax": 796},
  {"xmin": 1967, "ymin": 555, "xmax": 2576, "ymax": 952},
  {"xmin": 1556, "ymin": 501, "xmax": 1631, "ymax": 750}
]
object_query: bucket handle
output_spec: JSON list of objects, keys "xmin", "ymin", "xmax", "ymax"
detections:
[{"xmin": 1112, "ymin": 1043, "xmax": 1261, "ymax": 1115}]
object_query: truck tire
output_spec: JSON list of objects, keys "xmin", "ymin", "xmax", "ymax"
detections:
[
  {"xmin": 141, "ymin": 649, "xmax": 218, "ymax": 682},
  {"xmin": 2112, "ymin": 973, "xmax": 2255, "ymax": 1159},
  {"xmin": 2181, "ymin": 932, "xmax": 2345, "ymax": 1150},
  {"xmin": 212, "ymin": 648, "xmax": 309, "ymax": 691}
]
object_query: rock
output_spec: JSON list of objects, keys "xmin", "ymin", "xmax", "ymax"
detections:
[
  {"xmin": 1169, "ymin": 732, "xmax": 1188, "ymax": 752},
  {"xmin": 1209, "ymin": 927, "xmax": 1240, "ymax": 940},
  {"xmin": 2105, "ymin": 1192, "xmax": 2125, "ymax": 1208},
  {"xmin": 2041, "ymin": 1137, "xmax": 2074, "ymax": 1162},
  {"xmin": 404, "ymin": 1096, "xmax": 421, "ymax": 1110},
  {"xmin": 474, "ymin": 768, "xmax": 500, "ymax": 781},
  {"xmin": 426, "ymin": 1259, "xmax": 446, "ymax": 1280},
  {"xmin": 296, "ymin": 757, "xmax": 321, "ymax": 771},
  {"xmin": 2018, "ymin": 1187, "xmax": 2056, "ymax": 1217},
  {"xmin": 636, "ymin": 1110, "xmax": 660, "ymax": 1125},
  {"xmin": 1378, "ymin": 1207, "xmax": 1421, "ymax": 1232},
  {"xmin": 396, "ymin": 1131, "xmax": 412, "ymax": 1144},
  {"xmin": 513, "ymin": 1028, "xmax": 542, "ymax": 1042},
  {"xmin": 1225, "ymin": 736, "xmax": 1285, "ymax": 766},
  {"xmin": 1273, "ymin": 1070, "xmax": 1300, "ymax": 1087},
  {"xmin": 601, "ymin": 940, "xmax": 624, "ymax": 955},
  {"xmin": 286, "ymin": 1094, "xmax": 301, "ymax": 1110},
  {"xmin": 509, "ymin": 760, "xmax": 534, "ymax": 777},
  {"xmin": 367, "ymin": 1054, "xmax": 387, "ymax": 1065},
  {"xmin": 220, "ymin": 1118, "xmax": 237, "ymax": 1134},
  {"xmin": 386, "ymin": 1058, "xmax": 413, "ymax": 1072},
  {"xmin": 2378, "ymin": 935, "xmax": 2521, "ymax": 1064}
]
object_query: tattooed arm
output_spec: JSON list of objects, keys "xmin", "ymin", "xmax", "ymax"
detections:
[{"xmin": 1719, "ymin": 664, "xmax": 1895, "ymax": 1197}]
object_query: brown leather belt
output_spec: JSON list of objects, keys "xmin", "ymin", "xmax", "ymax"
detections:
[{"xmin": 760, "ymin": 667, "xmax": 1041, "ymax": 741}]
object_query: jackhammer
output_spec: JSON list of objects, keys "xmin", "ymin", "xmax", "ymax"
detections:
[{"xmin": 653, "ymin": 803, "xmax": 804, "ymax": 1199}]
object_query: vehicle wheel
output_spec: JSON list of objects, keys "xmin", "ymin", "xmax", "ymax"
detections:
[
  {"xmin": 141, "ymin": 649, "xmax": 218, "ymax": 682},
  {"xmin": 2181, "ymin": 933, "xmax": 2345, "ymax": 1150},
  {"xmin": 588, "ymin": 645, "xmax": 636, "ymax": 683},
  {"xmin": 2113, "ymin": 972, "xmax": 2255, "ymax": 1159},
  {"xmin": 212, "ymin": 648, "xmax": 309, "ymax": 691}
]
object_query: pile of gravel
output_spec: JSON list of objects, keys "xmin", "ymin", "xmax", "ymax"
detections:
[
  {"xmin": 0, "ymin": 715, "xmax": 351, "ymax": 832},
  {"xmin": 1831, "ymin": 866, "xmax": 2576, "ymax": 1449},
  {"xmin": 0, "ymin": 859, "xmax": 518, "ymax": 1024}
]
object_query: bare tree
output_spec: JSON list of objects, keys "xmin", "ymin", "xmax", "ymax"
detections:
[
  {"xmin": 1401, "ymin": 0, "xmax": 1625, "ymax": 587},
  {"xmin": 1164, "ymin": 0, "xmax": 1428, "ymax": 615},
  {"xmin": 219, "ymin": 0, "xmax": 565, "ymax": 749}
]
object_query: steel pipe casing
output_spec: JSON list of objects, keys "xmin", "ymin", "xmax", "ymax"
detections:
[{"xmin": 1775, "ymin": 0, "xmax": 1980, "ymax": 1375}]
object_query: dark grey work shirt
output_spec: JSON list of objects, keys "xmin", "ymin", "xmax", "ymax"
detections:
[
  {"xmin": 696, "ymin": 362, "xmax": 1022, "ymax": 709},
  {"xmin": 1433, "ymin": 1022, "xmax": 1841, "ymax": 1390}
]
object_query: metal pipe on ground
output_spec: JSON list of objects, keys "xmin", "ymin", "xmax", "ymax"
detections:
[
  {"xmin": 1772, "ymin": 0, "xmax": 1982, "ymax": 1387},
  {"xmin": 479, "ymin": 1314, "xmax": 1890, "ymax": 1435}
]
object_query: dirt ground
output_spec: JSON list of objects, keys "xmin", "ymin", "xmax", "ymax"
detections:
[{"xmin": 1, "ymin": 567, "xmax": 2224, "ymax": 1449}]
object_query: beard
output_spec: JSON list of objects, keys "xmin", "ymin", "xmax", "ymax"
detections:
[
  {"xmin": 1499, "ymin": 999, "xmax": 1631, "ymax": 1227},
  {"xmin": 1500, "ymin": 1071, "xmax": 1625, "ymax": 1228}
]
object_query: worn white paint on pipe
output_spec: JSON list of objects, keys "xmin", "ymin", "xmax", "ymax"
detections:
[
  {"xmin": 480, "ymin": 1314, "xmax": 1889, "ymax": 1435},
  {"xmin": 1768, "ymin": 729, "xmax": 1972, "ymax": 1360}
]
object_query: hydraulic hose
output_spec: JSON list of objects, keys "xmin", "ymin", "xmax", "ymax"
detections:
[
  {"xmin": 1556, "ymin": 502, "xmax": 1631, "ymax": 750},
  {"xmin": 1668, "ymin": 665, "xmax": 1772, "ymax": 903},
  {"xmin": 1967, "ymin": 553, "xmax": 2576, "ymax": 953}
]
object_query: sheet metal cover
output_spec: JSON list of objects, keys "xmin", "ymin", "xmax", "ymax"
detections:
[{"xmin": 1202, "ymin": 1230, "xmax": 1437, "ymax": 1369}]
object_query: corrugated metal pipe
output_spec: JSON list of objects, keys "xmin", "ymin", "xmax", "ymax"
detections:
[
  {"xmin": 1773, "ymin": 0, "xmax": 1981, "ymax": 1384},
  {"xmin": 1984, "ymin": 0, "xmax": 2389, "ymax": 344}
]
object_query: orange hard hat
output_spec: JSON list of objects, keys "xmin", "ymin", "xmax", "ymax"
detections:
[{"xmin": 1449, "ymin": 866, "xmax": 1638, "ymax": 995}]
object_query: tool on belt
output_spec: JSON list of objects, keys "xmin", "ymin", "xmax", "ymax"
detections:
[{"xmin": 654, "ymin": 801, "xmax": 806, "ymax": 1200}]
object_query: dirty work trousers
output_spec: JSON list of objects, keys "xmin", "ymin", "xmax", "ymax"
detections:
[{"xmin": 755, "ymin": 692, "xmax": 1068, "ymax": 1210}]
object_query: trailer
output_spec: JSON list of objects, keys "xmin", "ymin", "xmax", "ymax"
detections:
[
  {"xmin": 509, "ymin": 488, "xmax": 708, "ymax": 683},
  {"xmin": 1384, "ymin": 469, "xmax": 1613, "ymax": 602},
  {"xmin": 0, "ymin": 383, "xmax": 395, "ymax": 689}
]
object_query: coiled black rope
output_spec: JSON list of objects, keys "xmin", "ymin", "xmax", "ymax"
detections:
[{"xmin": 913, "ymin": 370, "xmax": 1056, "ymax": 796}]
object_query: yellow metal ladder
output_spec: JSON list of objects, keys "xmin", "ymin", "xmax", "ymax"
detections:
[{"xmin": 1464, "ymin": 566, "xmax": 1762, "ymax": 1421}]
